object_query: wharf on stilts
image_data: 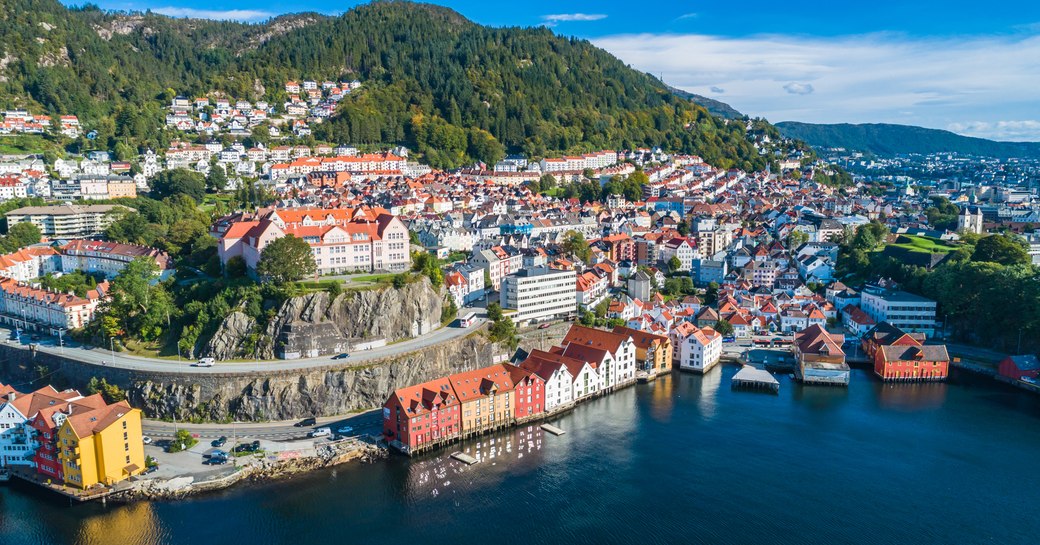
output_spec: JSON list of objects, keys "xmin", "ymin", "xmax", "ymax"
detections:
[
  {"xmin": 731, "ymin": 366, "xmax": 780, "ymax": 393},
  {"xmin": 540, "ymin": 424, "xmax": 566, "ymax": 436},
  {"xmin": 450, "ymin": 452, "xmax": 479, "ymax": 465}
]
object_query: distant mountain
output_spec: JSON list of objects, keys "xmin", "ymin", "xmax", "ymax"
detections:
[
  {"xmin": 0, "ymin": 0, "xmax": 770, "ymax": 171},
  {"xmin": 666, "ymin": 86, "xmax": 745, "ymax": 119},
  {"xmin": 775, "ymin": 122, "xmax": 1040, "ymax": 159}
]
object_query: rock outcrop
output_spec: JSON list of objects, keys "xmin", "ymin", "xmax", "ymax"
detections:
[
  {"xmin": 130, "ymin": 331, "xmax": 495, "ymax": 421},
  {"xmin": 204, "ymin": 311, "xmax": 257, "ymax": 361},
  {"xmin": 201, "ymin": 278, "xmax": 443, "ymax": 360}
]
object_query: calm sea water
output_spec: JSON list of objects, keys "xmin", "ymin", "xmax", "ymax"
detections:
[{"xmin": 3, "ymin": 365, "xmax": 1040, "ymax": 545}]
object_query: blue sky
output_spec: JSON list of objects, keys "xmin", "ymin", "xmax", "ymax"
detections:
[{"xmin": 68, "ymin": 1, "xmax": 1040, "ymax": 140}]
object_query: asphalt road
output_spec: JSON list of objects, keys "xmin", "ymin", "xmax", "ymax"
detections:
[
  {"xmin": 0, "ymin": 307, "xmax": 486, "ymax": 375},
  {"xmin": 142, "ymin": 409, "xmax": 385, "ymax": 441}
]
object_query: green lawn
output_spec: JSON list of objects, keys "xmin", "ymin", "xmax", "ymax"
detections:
[
  {"xmin": 890, "ymin": 235, "xmax": 956, "ymax": 254},
  {"xmin": 0, "ymin": 135, "xmax": 62, "ymax": 156}
]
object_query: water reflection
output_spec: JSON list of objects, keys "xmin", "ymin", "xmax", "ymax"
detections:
[
  {"xmin": 404, "ymin": 425, "xmax": 547, "ymax": 500},
  {"xmin": 875, "ymin": 381, "xmax": 948, "ymax": 411},
  {"xmin": 696, "ymin": 366, "xmax": 722, "ymax": 419},
  {"xmin": 648, "ymin": 373, "xmax": 676, "ymax": 421},
  {"xmin": 77, "ymin": 502, "xmax": 161, "ymax": 545},
  {"xmin": 791, "ymin": 380, "xmax": 850, "ymax": 411}
]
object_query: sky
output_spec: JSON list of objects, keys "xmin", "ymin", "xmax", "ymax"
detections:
[{"xmin": 68, "ymin": 1, "xmax": 1040, "ymax": 141}]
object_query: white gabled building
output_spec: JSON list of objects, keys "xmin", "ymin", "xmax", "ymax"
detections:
[
  {"xmin": 518, "ymin": 349, "xmax": 578, "ymax": 412},
  {"xmin": 560, "ymin": 325, "xmax": 637, "ymax": 390},
  {"xmin": 678, "ymin": 326, "xmax": 723, "ymax": 373}
]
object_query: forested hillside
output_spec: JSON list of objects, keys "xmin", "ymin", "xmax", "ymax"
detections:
[
  {"xmin": 0, "ymin": 0, "xmax": 768, "ymax": 170},
  {"xmin": 776, "ymin": 122, "xmax": 1040, "ymax": 159}
]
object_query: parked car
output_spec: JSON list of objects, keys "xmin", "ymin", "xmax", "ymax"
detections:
[
  {"xmin": 232, "ymin": 444, "xmax": 255, "ymax": 454},
  {"xmin": 336, "ymin": 426, "xmax": 354, "ymax": 435},
  {"xmin": 211, "ymin": 436, "xmax": 227, "ymax": 447},
  {"xmin": 538, "ymin": 323, "xmax": 551, "ymax": 329},
  {"xmin": 309, "ymin": 427, "xmax": 332, "ymax": 438},
  {"xmin": 142, "ymin": 436, "xmax": 152, "ymax": 445},
  {"xmin": 722, "ymin": 336, "xmax": 736, "ymax": 343},
  {"xmin": 204, "ymin": 455, "xmax": 228, "ymax": 465},
  {"xmin": 294, "ymin": 417, "xmax": 317, "ymax": 427},
  {"xmin": 251, "ymin": 440, "xmax": 261, "ymax": 450},
  {"xmin": 204, "ymin": 449, "xmax": 229, "ymax": 459},
  {"xmin": 143, "ymin": 465, "xmax": 159, "ymax": 475}
]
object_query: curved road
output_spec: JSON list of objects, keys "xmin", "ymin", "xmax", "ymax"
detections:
[{"xmin": 0, "ymin": 310, "xmax": 486, "ymax": 375}]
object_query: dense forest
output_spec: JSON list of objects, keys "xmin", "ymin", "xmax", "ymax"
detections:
[
  {"xmin": 0, "ymin": 0, "xmax": 767, "ymax": 170},
  {"xmin": 775, "ymin": 122, "xmax": 1040, "ymax": 159}
]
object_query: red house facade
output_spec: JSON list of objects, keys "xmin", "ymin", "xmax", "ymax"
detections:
[
  {"xmin": 998, "ymin": 355, "xmax": 1040, "ymax": 381},
  {"xmin": 505, "ymin": 364, "xmax": 546, "ymax": 421},
  {"xmin": 383, "ymin": 377, "xmax": 461, "ymax": 454},
  {"xmin": 864, "ymin": 322, "xmax": 949, "ymax": 382}
]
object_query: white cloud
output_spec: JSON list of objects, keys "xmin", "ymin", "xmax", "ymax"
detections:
[
  {"xmin": 783, "ymin": 82, "xmax": 814, "ymax": 95},
  {"xmin": 542, "ymin": 13, "xmax": 608, "ymax": 23},
  {"xmin": 948, "ymin": 120, "xmax": 1040, "ymax": 141},
  {"xmin": 676, "ymin": 13, "xmax": 699, "ymax": 21},
  {"xmin": 152, "ymin": 7, "xmax": 273, "ymax": 21},
  {"xmin": 710, "ymin": 86, "xmax": 725, "ymax": 94},
  {"xmin": 593, "ymin": 32, "xmax": 1040, "ymax": 141}
]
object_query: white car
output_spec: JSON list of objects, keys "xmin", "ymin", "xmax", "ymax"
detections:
[
  {"xmin": 336, "ymin": 426, "xmax": 354, "ymax": 435},
  {"xmin": 309, "ymin": 427, "xmax": 332, "ymax": 438},
  {"xmin": 193, "ymin": 357, "xmax": 215, "ymax": 367},
  {"xmin": 142, "ymin": 436, "xmax": 152, "ymax": 445}
]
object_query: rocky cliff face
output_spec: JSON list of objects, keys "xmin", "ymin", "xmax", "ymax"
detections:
[
  {"xmin": 203, "ymin": 279, "xmax": 443, "ymax": 360},
  {"xmin": 131, "ymin": 332, "xmax": 496, "ymax": 421}
]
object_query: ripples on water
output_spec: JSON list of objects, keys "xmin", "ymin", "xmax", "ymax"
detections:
[{"xmin": 3, "ymin": 366, "xmax": 1040, "ymax": 545}]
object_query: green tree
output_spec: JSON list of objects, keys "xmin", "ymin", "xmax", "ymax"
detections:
[
  {"xmin": 150, "ymin": 169, "xmax": 206, "ymax": 202},
  {"xmin": 667, "ymin": 256, "xmax": 682, "ymax": 273},
  {"xmin": 561, "ymin": 230, "xmax": 592, "ymax": 263},
  {"xmin": 6, "ymin": 222, "xmax": 41, "ymax": 248},
  {"xmin": 704, "ymin": 282, "xmax": 720, "ymax": 306},
  {"xmin": 971, "ymin": 234, "xmax": 1030, "ymax": 266},
  {"xmin": 788, "ymin": 230, "xmax": 809, "ymax": 249},
  {"xmin": 206, "ymin": 162, "xmax": 228, "ymax": 192},
  {"xmin": 167, "ymin": 429, "xmax": 198, "ymax": 453},
  {"xmin": 714, "ymin": 319, "xmax": 734, "ymax": 337},
  {"xmin": 102, "ymin": 257, "xmax": 173, "ymax": 341},
  {"xmin": 256, "ymin": 235, "xmax": 317, "ymax": 284},
  {"xmin": 487, "ymin": 302, "xmax": 503, "ymax": 322}
]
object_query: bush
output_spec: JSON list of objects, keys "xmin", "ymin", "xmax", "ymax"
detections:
[{"xmin": 166, "ymin": 429, "xmax": 198, "ymax": 453}]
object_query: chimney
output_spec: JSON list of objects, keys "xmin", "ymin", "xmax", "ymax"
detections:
[{"xmin": 7, "ymin": 392, "xmax": 15, "ymax": 401}]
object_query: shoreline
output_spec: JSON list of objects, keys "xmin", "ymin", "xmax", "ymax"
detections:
[{"xmin": 111, "ymin": 438, "xmax": 388, "ymax": 503}]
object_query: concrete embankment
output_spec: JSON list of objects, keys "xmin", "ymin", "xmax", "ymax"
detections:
[
  {"xmin": 113, "ymin": 440, "xmax": 387, "ymax": 502},
  {"xmin": 0, "ymin": 332, "xmax": 499, "ymax": 422}
]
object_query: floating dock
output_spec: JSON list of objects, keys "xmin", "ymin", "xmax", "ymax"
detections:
[
  {"xmin": 450, "ymin": 452, "xmax": 478, "ymax": 465},
  {"xmin": 540, "ymin": 424, "xmax": 566, "ymax": 436},
  {"xmin": 732, "ymin": 366, "xmax": 780, "ymax": 393}
]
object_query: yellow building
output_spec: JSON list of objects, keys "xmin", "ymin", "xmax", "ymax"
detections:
[
  {"xmin": 449, "ymin": 365, "xmax": 517, "ymax": 435},
  {"xmin": 57, "ymin": 400, "xmax": 144, "ymax": 489},
  {"xmin": 613, "ymin": 326, "xmax": 673, "ymax": 374}
]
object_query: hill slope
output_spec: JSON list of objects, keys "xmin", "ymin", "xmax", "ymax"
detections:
[
  {"xmin": 775, "ymin": 122, "xmax": 1040, "ymax": 159},
  {"xmin": 0, "ymin": 1, "xmax": 768, "ymax": 170},
  {"xmin": 666, "ymin": 85, "xmax": 744, "ymax": 119}
]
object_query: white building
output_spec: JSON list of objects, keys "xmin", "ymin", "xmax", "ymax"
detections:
[
  {"xmin": 560, "ymin": 325, "xmax": 637, "ymax": 390},
  {"xmin": 499, "ymin": 266, "xmax": 576, "ymax": 325},
  {"xmin": 678, "ymin": 326, "xmax": 723, "ymax": 373},
  {"xmin": 860, "ymin": 285, "xmax": 937, "ymax": 337},
  {"xmin": 519, "ymin": 349, "xmax": 577, "ymax": 411},
  {"xmin": 5, "ymin": 204, "xmax": 124, "ymax": 238}
]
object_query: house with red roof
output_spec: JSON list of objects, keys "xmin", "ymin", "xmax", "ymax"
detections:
[{"xmin": 382, "ymin": 376, "xmax": 461, "ymax": 454}]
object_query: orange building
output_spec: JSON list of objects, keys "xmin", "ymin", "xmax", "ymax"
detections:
[{"xmin": 448, "ymin": 365, "xmax": 517, "ymax": 435}]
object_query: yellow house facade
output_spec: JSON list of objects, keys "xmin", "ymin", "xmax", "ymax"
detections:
[{"xmin": 58, "ymin": 401, "xmax": 144, "ymax": 489}]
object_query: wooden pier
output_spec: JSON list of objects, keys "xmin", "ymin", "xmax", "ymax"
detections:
[
  {"xmin": 731, "ymin": 366, "xmax": 780, "ymax": 393},
  {"xmin": 540, "ymin": 424, "xmax": 566, "ymax": 436},
  {"xmin": 450, "ymin": 452, "xmax": 479, "ymax": 465}
]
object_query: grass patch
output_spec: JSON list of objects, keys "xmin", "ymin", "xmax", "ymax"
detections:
[
  {"xmin": 349, "ymin": 273, "xmax": 396, "ymax": 284},
  {"xmin": 890, "ymin": 235, "xmax": 956, "ymax": 254},
  {"xmin": 0, "ymin": 134, "xmax": 63, "ymax": 156}
]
